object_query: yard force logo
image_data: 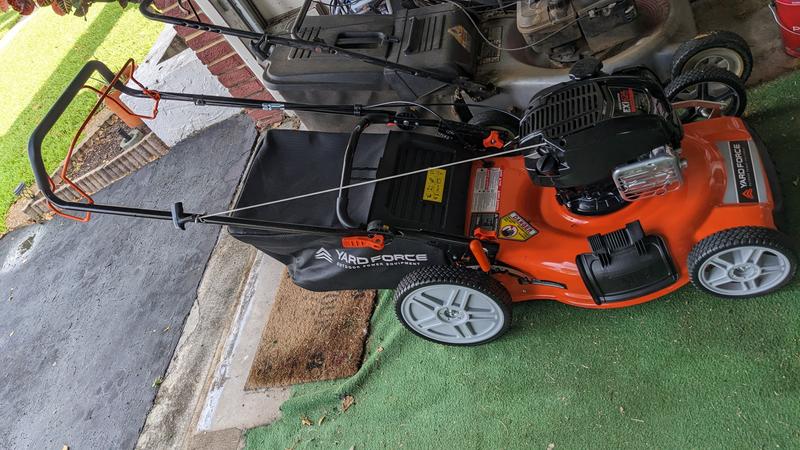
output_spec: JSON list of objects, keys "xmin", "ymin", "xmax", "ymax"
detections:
[
  {"xmin": 729, "ymin": 141, "xmax": 759, "ymax": 203},
  {"xmin": 314, "ymin": 247, "xmax": 429, "ymax": 269},
  {"xmin": 315, "ymin": 247, "xmax": 333, "ymax": 263}
]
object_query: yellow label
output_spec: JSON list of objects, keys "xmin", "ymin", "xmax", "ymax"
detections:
[
  {"xmin": 423, "ymin": 168, "xmax": 447, "ymax": 203},
  {"xmin": 499, "ymin": 212, "xmax": 537, "ymax": 241}
]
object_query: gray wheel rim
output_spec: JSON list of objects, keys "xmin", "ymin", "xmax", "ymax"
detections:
[
  {"xmin": 685, "ymin": 48, "xmax": 745, "ymax": 77},
  {"xmin": 673, "ymin": 80, "xmax": 741, "ymax": 121},
  {"xmin": 400, "ymin": 284, "xmax": 505, "ymax": 344},
  {"xmin": 698, "ymin": 246, "xmax": 792, "ymax": 296}
]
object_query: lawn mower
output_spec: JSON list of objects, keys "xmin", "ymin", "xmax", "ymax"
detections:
[
  {"xmin": 29, "ymin": 56, "xmax": 796, "ymax": 346},
  {"xmin": 137, "ymin": 0, "xmax": 754, "ymax": 131}
]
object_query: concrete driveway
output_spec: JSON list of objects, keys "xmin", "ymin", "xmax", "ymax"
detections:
[{"xmin": 0, "ymin": 115, "xmax": 255, "ymax": 449}]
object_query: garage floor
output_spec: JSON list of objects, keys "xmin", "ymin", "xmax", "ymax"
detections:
[{"xmin": 0, "ymin": 114, "xmax": 255, "ymax": 449}]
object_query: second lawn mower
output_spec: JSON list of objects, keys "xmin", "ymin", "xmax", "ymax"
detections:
[{"xmin": 137, "ymin": 0, "xmax": 754, "ymax": 132}]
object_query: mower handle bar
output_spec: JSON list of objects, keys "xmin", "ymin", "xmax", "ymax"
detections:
[
  {"xmin": 28, "ymin": 61, "xmax": 175, "ymax": 222},
  {"xmin": 336, "ymin": 116, "xmax": 374, "ymax": 229},
  {"xmin": 290, "ymin": 0, "xmax": 314, "ymax": 40},
  {"xmin": 26, "ymin": 61, "xmax": 367, "ymax": 235},
  {"xmin": 27, "ymin": 61, "xmax": 481, "ymax": 250}
]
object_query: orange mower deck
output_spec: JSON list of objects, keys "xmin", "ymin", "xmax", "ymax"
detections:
[{"xmin": 468, "ymin": 117, "xmax": 777, "ymax": 308}]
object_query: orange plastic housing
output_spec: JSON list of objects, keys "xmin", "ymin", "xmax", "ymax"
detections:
[{"xmin": 466, "ymin": 117, "xmax": 777, "ymax": 309}]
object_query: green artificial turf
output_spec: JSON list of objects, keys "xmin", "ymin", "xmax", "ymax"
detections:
[
  {"xmin": 0, "ymin": 5, "xmax": 162, "ymax": 232},
  {"xmin": 246, "ymin": 72, "xmax": 800, "ymax": 449}
]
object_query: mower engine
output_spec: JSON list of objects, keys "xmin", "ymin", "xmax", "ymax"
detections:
[
  {"xmin": 519, "ymin": 68, "xmax": 685, "ymax": 215},
  {"xmin": 517, "ymin": 0, "xmax": 645, "ymax": 62}
]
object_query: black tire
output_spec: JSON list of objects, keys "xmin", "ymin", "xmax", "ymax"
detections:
[
  {"xmin": 671, "ymin": 30, "xmax": 753, "ymax": 82},
  {"xmin": 393, "ymin": 265, "xmax": 512, "ymax": 346},
  {"xmin": 468, "ymin": 109, "xmax": 520, "ymax": 138},
  {"xmin": 688, "ymin": 227, "xmax": 797, "ymax": 299},
  {"xmin": 665, "ymin": 66, "xmax": 748, "ymax": 121}
]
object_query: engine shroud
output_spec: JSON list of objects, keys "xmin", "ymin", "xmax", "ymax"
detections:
[{"xmin": 519, "ymin": 73, "xmax": 683, "ymax": 215}]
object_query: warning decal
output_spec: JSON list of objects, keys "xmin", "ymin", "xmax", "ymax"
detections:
[
  {"xmin": 423, "ymin": 168, "xmax": 446, "ymax": 203},
  {"xmin": 471, "ymin": 168, "xmax": 502, "ymax": 213},
  {"xmin": 498, "ymin": 211, "xmax": 537, "ymax": 241}
]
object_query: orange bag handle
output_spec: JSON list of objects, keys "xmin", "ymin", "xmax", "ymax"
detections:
[{"xmin": 47, "ymin": 59, "xmax": 161, "ymax": 222}]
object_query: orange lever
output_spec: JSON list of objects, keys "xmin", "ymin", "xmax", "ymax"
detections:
[
  {"xmin": 342, "ymin": 235, "xmax": 385, "ymax": 250},
  {"xmin": 472, "ymin": 227, "xmax": 497, "ymax": 241},
  {"xmin": 469, "ymin": 240, "xmax": 491, "ymax": 273}
]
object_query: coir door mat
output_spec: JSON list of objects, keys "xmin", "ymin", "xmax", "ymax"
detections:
[{"xmin": 245, "ymin": 271, "xmax": 376, "ymax": 389}]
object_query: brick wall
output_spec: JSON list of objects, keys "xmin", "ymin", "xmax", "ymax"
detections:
[{"xmin": 153, "ymin": 0, "xmax": 283, "ymax": 130}]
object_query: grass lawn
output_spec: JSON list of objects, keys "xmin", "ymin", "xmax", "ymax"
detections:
[
  {"xmin": 245, "ymin": 72, "xmax": 800, "ymax": 449},
  {"xmin": 0, "ymin": 10, "xmax": 22, "ymax": 41},
  {"xmin": 0, "ymin": 4, "xmax": 162, "ymax": 232}
]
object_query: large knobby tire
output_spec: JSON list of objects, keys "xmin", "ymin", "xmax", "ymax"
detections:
[
  {"xmin": 665, "ymin": 66, "xmax": 747, "ymax": 122},
  {"xmin": 394, "ymin": 266, "xmax": 512, "ymax": 346},
  {"xmin": 688, "ymin": 227, "xmax": 797, "ymax": 299},
  {"xmin": 671, "ymin": 30, "xmax": 753, "ymax": 82}
]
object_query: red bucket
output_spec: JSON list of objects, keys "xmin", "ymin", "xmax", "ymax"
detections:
[{"xmin": 772, "ymin": 0, "xmax": 800, "ymax": 57}]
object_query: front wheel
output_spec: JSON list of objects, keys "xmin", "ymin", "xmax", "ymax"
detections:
[
  {"xmin": 394, "ymin": 266, "xmax": 512, "ymax": 346},
  {"xmin": 666, "ymin": 66, "xmax": 747, "ymax": 123},
  {"xmin": 688, "ymin": 227, "xmax": 797, "ymax": 298}
]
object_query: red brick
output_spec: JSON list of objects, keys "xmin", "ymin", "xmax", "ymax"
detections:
[
  {"xmin": 196, "ymin": 41, "xmax": 235, "ymax": 65},
  {"xmin": 161, "ymin": 2, "xmax": 180, "ymax": 14},
  {"xmin": 164, "ymin": 6, "xmax": 187, "ymax": 18},
  {"xmin": 218, "ymin": 67, "xmax": 256, "ymax": 88},
  {"xmin": 164, "ymin": 1, "xmax": 204, "ymax": 18},
  {"xmin": 174, "ymin": 25, "xmax": 200, "ymax": 38},
  {"xmin": 229, "ymin": 80, "xmax": 264, "ymax": 98},
  {"xmin": 208, "ymin": 54, "xmax": 245, "ymax": 76},
  {"xmin": 245, "ymin": 90, "xmax": 275, "ymax": 102},
  {"xmin": 153, "ymin": 0, "xmax": 175, "ymax": 10},
  {"xmin": 185, "ymin": 32, "xmax": 224, "ymax": 50}
]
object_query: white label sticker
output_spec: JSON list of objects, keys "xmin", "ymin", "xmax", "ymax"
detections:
[{"xmin": 471, "ymin": 168, "xmax": 502, "ymax": 213}]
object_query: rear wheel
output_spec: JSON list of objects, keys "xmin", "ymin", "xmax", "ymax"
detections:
[
  {"xmin": 688, "ymin": 227, "xmax": 797, "ymax": 298},
  {"xmin": 394, "ymin": 266, "xmax": 512, "ymax": 346},
  {"xmin": 665, "ymin": 66, "xmax": 747, "ymax": 123},
  {"xmin": 468, "ymin": 110, "xmax": 520, "ymax": 138},
  {"xmin": 671, "ymin": 31, "xmax": 753, "ymax": 81}
]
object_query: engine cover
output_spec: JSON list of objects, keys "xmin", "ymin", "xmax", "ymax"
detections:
[{"xmin": 519, "ymin": 70, "xmax": 684, "ymax": 214}]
